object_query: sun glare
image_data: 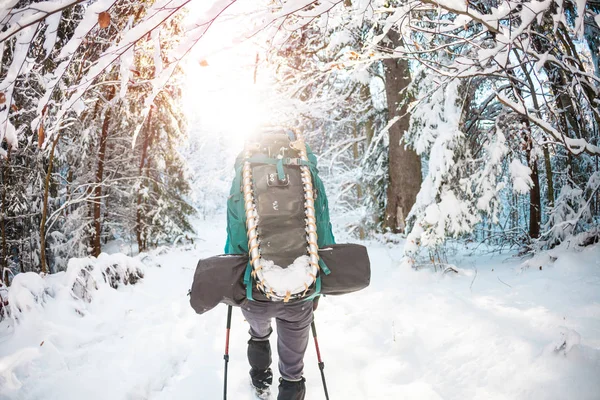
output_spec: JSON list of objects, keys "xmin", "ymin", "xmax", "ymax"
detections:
[
  {"xmin": 181, "ymin": 0, "xmax": 273, "ymax": 144},
  {"xmin": 182, "ymin": 51, "xmax": 273, "ymax": 144}
]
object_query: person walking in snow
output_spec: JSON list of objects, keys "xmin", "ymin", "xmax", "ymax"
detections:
[
  {"xmin": 190, "ymin": 126, "xmax": 369, "ymax": 398},
  {"xmin": 222, "ymin": 127, "xmax": 335, "ymax": 400}
]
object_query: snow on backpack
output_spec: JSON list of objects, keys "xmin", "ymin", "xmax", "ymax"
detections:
[{"xmin": 189, "ymin": 128, "xmax": 370, "ymax": 314}]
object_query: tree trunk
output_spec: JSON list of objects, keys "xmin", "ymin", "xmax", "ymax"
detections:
[
  {"xmin": 382, "ymin": 31, "xmax": 421, "ymax": 233},
  {"xmin": 543, "ymin": 145, "xmax": 554, "ymax": 208},
  {"xmin": 528, "ymin": 150, "xmax": 542, "ymax": 238},
  {"xmin": 136, "ymin": 108, "xmax": 153, "ymax": 253},
  {"xmin": 92, "ymin": 87, "xmax": 116, "ymax": 257},
  {"xmin": 1, "ymin": 152, "xmax": 8, "ymax": 285},
  {"xmin": 509, "ymin": 50, "xmax": 543, "ymax": 239},
  {"xmin": 359, "ymin": 83, "xmax": 381, "ymax": 226},
  {"xmin": 65, "ymin": 169, "xmax": 73, "ymax": 217},
  {"xmin": 40, "ymin": 136, "xmax": 60, "ymax": 274},
  {"xmin": 352, "ymin": 122, "xmax": 366, "ymax": 239}
]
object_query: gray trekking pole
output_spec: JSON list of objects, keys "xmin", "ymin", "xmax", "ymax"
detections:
[
  {"xmin": 311, "ymin": 320, "xmax": 330, "ymax": 400},
  {"xmin": 223, "ymin": 305, "xmax": 233, "ymax": 400}
]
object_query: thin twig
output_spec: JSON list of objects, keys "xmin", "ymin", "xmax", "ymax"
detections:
[
  {"xmin": 497, "ymin": 276, "xmax": 512, "ymax": 288},
  {"xmin": 470, "ymin": 268, "xmax": 478, "ymax": 292}
]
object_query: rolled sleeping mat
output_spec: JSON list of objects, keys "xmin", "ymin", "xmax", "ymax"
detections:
[
  {"xmin": 189, "ymin": 254, "xmax": 248, "ymax": 315},
  {"xmin": 319, "ymin": 244, "xmax": 371, "ymax": 295},
  {"xmin": 189, "ymin": 244, "xmax": 371, "ymax": 315}
]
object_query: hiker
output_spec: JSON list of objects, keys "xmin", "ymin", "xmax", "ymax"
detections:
[
  {"xmin": 189, "ymin": 126, "xmax": 370, "ymax": 400},
  {"xmin": 224, "ymin": 128, "xmax": 334, "ymax": 399}
]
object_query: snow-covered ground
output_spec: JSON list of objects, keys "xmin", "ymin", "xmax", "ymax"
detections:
[{"xmin": 1, "ymin": 216, "xmax": 599, "ymax": 400}]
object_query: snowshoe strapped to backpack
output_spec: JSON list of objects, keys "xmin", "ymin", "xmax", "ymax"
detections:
[{"xmin": 225, "ymin": 128, "xmax": 335, "ymax": 302}]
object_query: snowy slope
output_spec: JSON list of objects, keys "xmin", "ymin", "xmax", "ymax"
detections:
[{"xmin": 1, "ymin": 216, "xmax": 599, "ymax": 400}]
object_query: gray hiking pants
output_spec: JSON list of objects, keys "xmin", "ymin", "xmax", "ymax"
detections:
[{"xmin": 241, "ymin": 300, "xmax": 313, "ymax": 381}]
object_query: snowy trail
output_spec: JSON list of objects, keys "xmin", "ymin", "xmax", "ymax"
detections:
[{"xmin": 1, "ymin": 217, "xmax": 600, "ymax": 400}]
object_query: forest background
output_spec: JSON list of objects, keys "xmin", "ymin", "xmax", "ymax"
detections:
[{"xmin": 0, "ymin": 0, "xmax": 599, "ymax": 287}]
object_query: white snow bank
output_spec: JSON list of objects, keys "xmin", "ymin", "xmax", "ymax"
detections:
[
  {"xmin": 7, "ymin": 273, "xmax": 47, "ymax": 316},
  {"xmin": 4, "ymin": 253, "xmax": 144, "ymax": 321}
]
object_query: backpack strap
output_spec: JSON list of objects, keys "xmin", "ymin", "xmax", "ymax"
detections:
[
  {"xmin": 302, "ymin": 276, "xmax": 321, "ymax": 301},
  {"xmin": 276, "ymin": 158, "xmax": 285, "ymax": 181},
  {"xmin": 318, "ymin": 258, "xmax": 331, "ymax": 275},
  {"xmin": 244, "ymin": 261, "xmax": 254, "ymax": 301},
  {"xmin": 244, "ymin": 156, "xmax": 313, "ymax": 167}
]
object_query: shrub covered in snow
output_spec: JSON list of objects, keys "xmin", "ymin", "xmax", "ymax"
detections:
[
  {"xmin": 3, "ymin": 253, "xmax": 144, "ymax": 322},
  {"xmin": 0, "ymin": 283, "xmax": 10, "ymax": 320},
  {"xmin": 539, "ymin": 173, "xmax": 600, "ymax": 249},
  {"xmin": 7, "ymin": 273, "xmax": 48, "ymax": 318},
  {"xmin": 65, "ymin": 253, "xmax": 144, "ymax": 304}
]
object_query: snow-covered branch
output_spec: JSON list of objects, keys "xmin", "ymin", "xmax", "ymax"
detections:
[{"xmin": 497, "ymin": 93, "xmax": 600, "ymax": 156}]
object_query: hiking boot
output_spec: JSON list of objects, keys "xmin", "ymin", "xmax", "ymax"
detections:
[
  {"xmin": 277, "ymin": 377, "xmax": 306, "ymax": 400},
  {"xmin": 250, "ymin": 367, "xmax": 273, "ymax": 390},
  {"xmin": 248, "ymin": 339, "xmax": 273, "ymax": 390}
]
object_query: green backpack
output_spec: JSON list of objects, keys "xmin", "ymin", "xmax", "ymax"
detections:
[{"xmin": 224, "ymin": 130, "xmax": 335, "ymax": 302}]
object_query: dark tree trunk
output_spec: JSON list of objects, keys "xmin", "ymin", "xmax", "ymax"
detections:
[
  {"xmin": 509, "ymin": 50, "xmax": 544, "ymax": 239},
  {"xmin": 352, "ymin": 121, "xmax": 365, "ymax": 239},
  {"xmin": 65, "ymin": 169, "xmax": 73, "ymax": 217},
  {"xmin": 528, "ymin": 150, "xmax": 542, "ymax": 238},
  {"xmin": 136, "ymin": 108, "xmax": 153, "ymax": 253},
  {"xmin": 40, "ymin": 136, "xmax": 60, "ymax": 273},
  {"xmin": 543, "ymin": 146, "xmax": 554, "ymax": 208},
  {"xmin": 519, "ymin": 119, "xmax": 542, "ymax": 240},
  {"xmin": 1, "ymin": 152, "xmax": 8, "ymax": 285},
  {"xmin": 382, "ymin": 31, "xmax": 421, "ymax": 233},
  {"xmin": 92, "ymin": 86, "xmax": 116, "ymax": 257}
]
